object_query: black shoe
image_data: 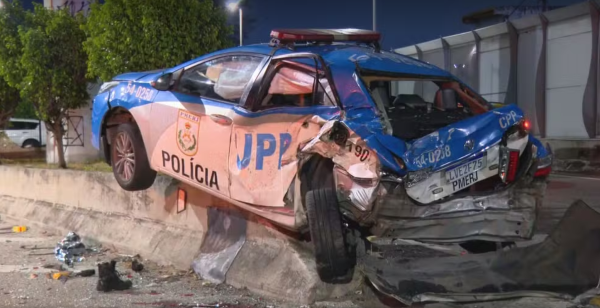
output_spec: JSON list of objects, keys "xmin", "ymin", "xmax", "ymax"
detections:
[
  {"xmin": 96, "ymin": 260, "xmax": 132, "ymax": 292},
  {"xmin": 96, "ymin": 262, "xmax": 111, "ymax": 292}
]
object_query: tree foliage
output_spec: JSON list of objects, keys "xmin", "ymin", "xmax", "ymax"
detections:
[
  {"xmin": 18, "ymin": 4, "xmax": 90, "ymax": 168},
  {"xmin": 0, "ymin": 0, "xmax": 28, "ymax": 128},
  {"xmin": 0, "ymin": 77, "xmax": 20, "ymax": 129},
  {"xmin": 82, "ymin": 0, "xmax": 234, "ymax": 82},
  {"xmin": 0, "ymin": 0, "xmax": 28, "ymax": 88}
]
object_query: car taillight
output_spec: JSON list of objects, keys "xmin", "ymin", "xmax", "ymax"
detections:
[
  {"xmin": 534, "ymin": 150, "xmax": 552, "ymax": 178},
  {"xmin": 507, "ymin": 150, "xmax": 519, "ymax": 182},
  {"xmin": 522, "ymin": 119, "xmax": 531, "ymax": 131},
  {"xmin": 534, "ymin": 165, "xmax": 552, "ymax": 177},
  {"xmin": 499, "ymin": 148, "xmax": 520, "ymax": 183}
]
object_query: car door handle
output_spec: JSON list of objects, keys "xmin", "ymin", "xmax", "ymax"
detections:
[{"xmin": 209, "ymin": 114, "xmax": 232, "ymax": 126}]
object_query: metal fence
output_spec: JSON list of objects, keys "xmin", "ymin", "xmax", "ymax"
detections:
[{"xmin": 393, "ymin": 1, "xmax": 600, "ymax": 140}]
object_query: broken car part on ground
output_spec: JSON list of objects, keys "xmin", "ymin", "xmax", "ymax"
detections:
[{"xmin": 91, "ymin": 28, "xmax": 553, "ymax": 284}]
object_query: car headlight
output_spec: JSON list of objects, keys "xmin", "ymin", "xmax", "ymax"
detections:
[{"xmin": 99, "ymin": 81, "xmax": 120, "ymax": 94}]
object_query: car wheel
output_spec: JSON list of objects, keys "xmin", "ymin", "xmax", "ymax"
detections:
[
  {"xmin": 305, "ymin": 187, "xmax": 354, "ymax": 284},
  {"xmin": 22, "ymin": 139, "xmax": 40, "ymax": 148},
  {"xmin": 110, "ymin": 123, "xmax": 157, "ymax": 191}
]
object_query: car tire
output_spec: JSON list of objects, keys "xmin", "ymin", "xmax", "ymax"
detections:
[
  {"xmin": 305, "ymin": 187, "xmax": 354, "ymax": 284},
  {"xmin": 22, "ymin": 139, "xmax": 40, "ymax": 148},
  {"xmin": 110, "ymin": 123, "xmax": 156, "ymax": 191}
]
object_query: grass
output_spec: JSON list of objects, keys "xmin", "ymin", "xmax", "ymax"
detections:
[{"xmin": 0, "ymin": 158, "xmax": 113, "ymax": 173}]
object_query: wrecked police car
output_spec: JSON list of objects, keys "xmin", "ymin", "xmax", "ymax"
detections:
[{"xmin": 91, "ymin": 29, "xmax": 552, "ymax": 284}]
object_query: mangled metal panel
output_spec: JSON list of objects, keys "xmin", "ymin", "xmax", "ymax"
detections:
[{"xmin": 363, "ymin": 200, "xmax": 600, "ymax": 305}]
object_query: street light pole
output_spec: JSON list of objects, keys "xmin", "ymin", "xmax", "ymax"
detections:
[
  {"xmin": 239, "ymin": 7, "xmax": 243, "ymax": 46},
  {"xmin": 372, "ymin": 0, "xmax": 376, "ymax": 31}
]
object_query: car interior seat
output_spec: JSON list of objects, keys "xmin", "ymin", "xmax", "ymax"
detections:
[{"xmin": 434, "ymin": 88, "xmax": 460, "ymax": 110}]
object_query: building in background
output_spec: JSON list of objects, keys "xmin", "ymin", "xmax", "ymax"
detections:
[
  {"xmin": 44, "ymin": 0, "xmax": 101, "ymax": 164},
  {"xmin": 393, "ymin": 1, "xmax": 600, "ymax": 170},
  {"xmin": 43, "ymin": 0, "xmax": 90, "ymax": 15}
]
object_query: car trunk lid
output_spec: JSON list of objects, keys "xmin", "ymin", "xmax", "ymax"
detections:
[{"xmin": 400, "ymin": 104, "xmax": 525, "ymax": 172}]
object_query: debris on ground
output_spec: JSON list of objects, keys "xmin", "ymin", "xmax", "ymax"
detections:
[
  {"xmin": 53, "ymin": 232, "xmax": 104, "ymax": 266},
  {"xmin": 77, "ymin": 269, "xmax": 96, "ymax": 277},
  {"xmin": 363, "ymin": 200, "xmax": 600, "ymax": 306},
  {"xmin": 96, "ymin": 260, "xmax": 133, "ymax": 292},
  {"xmin": 0, "ymin": 225, "xmax": 28, "ymax": 234},
  {"xmin": 54, "ymin": 232, "xmax": 87, "ymax": 267},
  {"xmin": 51, "ymin": 271, "xmax": 71, "ymax": 280},
  {"xmin": 131, "ymin": 259, "xmax": 144, "ymax": 272}
]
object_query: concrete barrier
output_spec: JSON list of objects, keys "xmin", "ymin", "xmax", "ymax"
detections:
[
  {"xmin": 545, "ymin": 139, "xmax": 600, "ymax": 174},
  {"xmin": 0, "ymin": 166, "xmax": 359, "ymax": 304}
]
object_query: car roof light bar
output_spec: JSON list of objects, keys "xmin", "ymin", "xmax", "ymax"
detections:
[
  {"xmin": 269, "ymin": 28, "xmax": 381, "ymax": 52},
  {"xmin": 270, "ymin": 28, "xmax": 381, "ymax": 44}
]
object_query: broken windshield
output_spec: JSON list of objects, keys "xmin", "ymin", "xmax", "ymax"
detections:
[{"xmin": 360, "ymin": 73, "xmax": 492, "ymax": 141}]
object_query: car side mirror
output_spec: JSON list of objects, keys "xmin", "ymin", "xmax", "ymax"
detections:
[{"xmin": 151, "ymin": 73, "xmax": 173, "ymax": 91}]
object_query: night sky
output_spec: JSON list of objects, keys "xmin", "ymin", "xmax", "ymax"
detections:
[{"xmin": 25, "ymin": 0, "xmax": 586, "ymax": 49}]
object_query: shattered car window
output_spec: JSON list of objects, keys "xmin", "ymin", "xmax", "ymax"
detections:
[
  {"xmin": 364, "ymin": 76, "xmax": 490, "ymax": 141},
  {"xmin": 178, "ymin": 55, "xmax": 264, "ymax": 103},
  {"xmin": 260, "ymin": 60, "xmax": 335, "ymax": 108}
]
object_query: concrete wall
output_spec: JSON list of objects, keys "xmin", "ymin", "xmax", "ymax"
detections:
[
  {"xmin": 0, "ymin": 166, "xmax": 358, "ymax": 304},
  {"xmin": 394, "ymin": 1, "xmax": 600, "ymax": 141}
]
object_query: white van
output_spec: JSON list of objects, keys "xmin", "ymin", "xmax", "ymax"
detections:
[{"xmin": 1, "ymin": 118, "xmax": 47, "ymax": 148}]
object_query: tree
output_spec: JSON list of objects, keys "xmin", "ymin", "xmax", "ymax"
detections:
[
  {"xmin": 82, "ymin": 0, "xmax": 235, "ymax": 82},
  {"xmin": 0, "ymin": 0, "xmax": 27, "ymax": 88},
  {"xmin": 18, "ymin": 4, "xmax": 90, "ymax": 168},
  {"xmin": 0, "ymin": 0, "xmax": 29, "ymax": 128},
  {"xmin": 0, "ymin": 77, "xmax": 20, "ymax": 129}
]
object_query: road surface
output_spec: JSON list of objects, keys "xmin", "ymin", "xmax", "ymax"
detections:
[{"xmin": 538, "ymin": 173, "xmax": 600, "ymax": 233}]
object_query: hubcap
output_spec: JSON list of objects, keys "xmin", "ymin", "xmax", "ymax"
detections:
[{"xmin": 113, "ymin": 133, "xmax": 135, "ymax": 181}]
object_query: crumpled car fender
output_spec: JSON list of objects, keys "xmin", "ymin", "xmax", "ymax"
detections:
[
  {"xmin": 299, "ymin": 120, "xmax": 380, "ymax": 180},
  {"xmin": 298, "ymin": 120, "xmax": 384, "ymax": 212}
]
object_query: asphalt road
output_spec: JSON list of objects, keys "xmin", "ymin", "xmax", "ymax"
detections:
[
  {"xmin": 0, "ymin": 220, "xmax": 362, "ymax": 308},
  {"xmin": 0, "ymin": 173, "xmax": 597, "ymax": 308},
  {"xmin": 538, "ymin": 173, "xmax": 600, "ymax": 234}
]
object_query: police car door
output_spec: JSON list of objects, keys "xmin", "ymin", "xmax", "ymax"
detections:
[
  {"xmin": 227, "ymin": 53, "xmax": 339, "ymax": 207},
  {"xmin": 149, "ymin": 53, "xmax": 268, "ymax": 198}
]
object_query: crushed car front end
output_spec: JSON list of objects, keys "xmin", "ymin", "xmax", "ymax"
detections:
[{"xmin": 303, "ymin": 45, "xmax": 553, "ymax": 244}]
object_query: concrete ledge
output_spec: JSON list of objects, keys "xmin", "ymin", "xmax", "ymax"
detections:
[
  {"xmin": 0, "ymin": 195, "xmax": 203, "ymax": 268},
  {"xmin": 0, "ymin": 166, "xmax": 358, "ymax": 304}
]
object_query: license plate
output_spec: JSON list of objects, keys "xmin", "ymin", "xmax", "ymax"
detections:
[{"xmin": 446, "ymin": 156, "xmax": 487, "ymax": 192}]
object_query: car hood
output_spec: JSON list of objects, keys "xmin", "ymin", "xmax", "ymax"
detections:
[{"xmin": 112, "ymin": 69, "xmax": 165, "ymax": 82}]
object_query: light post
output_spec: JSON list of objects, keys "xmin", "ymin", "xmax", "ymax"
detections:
[
  {"xmin": 372, "ymin": 0, "xmax": 376, "ymax": 31},
  {"xmin": 227, "ymin": 2, "xmax": 243, "ymax": 46}
]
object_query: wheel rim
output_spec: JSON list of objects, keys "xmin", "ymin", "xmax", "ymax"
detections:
[{"xmin": 113, "ymin": 132, "xmax": 135, "ymax": 182}]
